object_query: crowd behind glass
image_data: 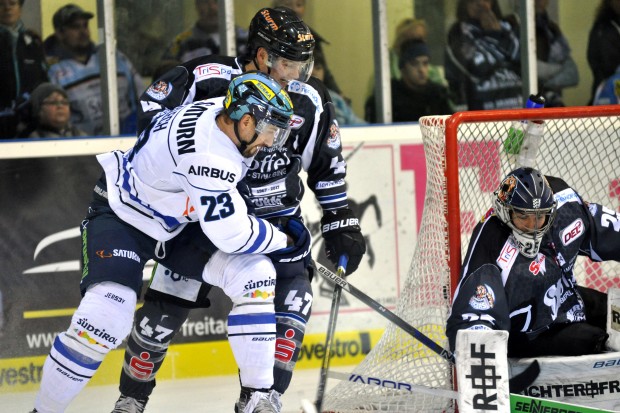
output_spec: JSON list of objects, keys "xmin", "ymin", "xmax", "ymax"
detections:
[{"xmin": 1, "ymin": 0, "xmax": 619, "ymax": 140}]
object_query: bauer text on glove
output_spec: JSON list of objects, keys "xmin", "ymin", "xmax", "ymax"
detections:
[{"xmin": 321, "ymin": 208, "xmax": 366, "ymax": 274}]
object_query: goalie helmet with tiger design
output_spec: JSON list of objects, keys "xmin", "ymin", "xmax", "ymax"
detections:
[{"xmin": 494, "ymin": 167, "xmax": 558, "ymax": 258}]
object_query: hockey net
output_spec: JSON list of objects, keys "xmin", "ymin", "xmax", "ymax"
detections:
[{"xmin": 322, "ymin": 105, "xmax": 620, "ymax": 412}]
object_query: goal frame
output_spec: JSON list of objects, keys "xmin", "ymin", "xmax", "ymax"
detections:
[{"xmin": 444, "ymin": 105, "xmax": 620, "ymax": 297}]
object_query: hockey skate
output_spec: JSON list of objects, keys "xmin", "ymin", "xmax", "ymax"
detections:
[
  {"xmin": 235, "ymin": 388, "xmax": 282, "ymax": 413},
  {"xmin": 111, "ymin": 394, "xmax": 148, "ymax": 413}
]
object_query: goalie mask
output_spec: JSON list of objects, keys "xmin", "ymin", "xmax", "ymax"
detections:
[{"xmin": 494, "ymin": 167, "xmax": 557, "ymax": 258}]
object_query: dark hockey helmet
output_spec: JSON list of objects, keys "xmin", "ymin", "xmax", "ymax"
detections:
[
  {"xmin": 248, "ymin": 7, "xmax": 315, "ymax": 62},
  {"xmin": 224, "ymin": 71, "xmax": 294, "ymax": 148},
  {"xmin": 494, "ymin": 167, "xmax": 557, "ymax": 257}
]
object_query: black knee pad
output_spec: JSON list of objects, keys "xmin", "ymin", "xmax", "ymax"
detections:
[
  {"xmin": 119, "ymin": 297, "xmax": 191, "ymax": 399},
  {"xmin": 272, "ymin": 272, "xmax": 313, "ymax": 394}
]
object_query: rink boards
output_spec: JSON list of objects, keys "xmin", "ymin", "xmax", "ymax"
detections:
[{"xmin": 0, "ymin": 123, "xmax": 424, "ymax": 393}]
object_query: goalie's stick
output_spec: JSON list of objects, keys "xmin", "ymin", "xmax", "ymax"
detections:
[
  {"xmin": 314, "ymin": 261, "xmax": 540, "ymax": 394},
  {"xmin": 313, "ymin": 255, "xmax": 348, "ymax": 413}
]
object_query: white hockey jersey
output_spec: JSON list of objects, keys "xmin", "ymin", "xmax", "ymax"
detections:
[{"xmin": 97, "ymin": 97, "xmax": 288, "ymax": 254}]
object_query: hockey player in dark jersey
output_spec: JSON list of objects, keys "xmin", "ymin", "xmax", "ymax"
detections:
[
  {"xmin": 447, "ymin": 167, "xmax": 617, "ymax": 359},
  {"xmin": 111, "ymin": 7, "xmax": 366, "ymax": 413}
]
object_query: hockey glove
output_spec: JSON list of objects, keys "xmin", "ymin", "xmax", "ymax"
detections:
[
  {"xmin": 267, "ymin": 217, "xmax": 312, "ymax": 279},
  {"xmin": 321, "ymin": 208, "xmax": 366, "ymax": 274}
]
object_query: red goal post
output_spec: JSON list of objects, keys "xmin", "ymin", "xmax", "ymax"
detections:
[{"xmin": 440, "ymin": 105, "xmax": 620, "ymax": 296}]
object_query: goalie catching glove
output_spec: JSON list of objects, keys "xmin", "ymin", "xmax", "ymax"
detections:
[
  {"xmin": 267, "ymin": 217, "xmax": 312, "ymax": 278},
  {"xmin": 321, "ymin": 208, "xmax": 366, "ymax": 274}
]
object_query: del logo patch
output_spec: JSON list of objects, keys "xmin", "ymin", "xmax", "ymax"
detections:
[{"xmin": 560, "ymin": 218, "xmax": 583, "ymax": 246}]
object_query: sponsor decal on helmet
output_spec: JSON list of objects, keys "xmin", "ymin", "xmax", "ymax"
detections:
[
  {"xmin": 297, "ymin": 33, "xmax": 314, "ymax": 42},
  {"xmin": 469, "ymin": 284, "xmax": 495, "ymax": 310},
  {"xmin": 250, "ymin": 79, "xmax": 276, "ymax": 100},
  {"xmin": 261, "ymin": 9, "xmax": 279, "ymax": 30},
  {"xmin": 146, "ymin": 80, "xmax": 172, "ymax": 101}
]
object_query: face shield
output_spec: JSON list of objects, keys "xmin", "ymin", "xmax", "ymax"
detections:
[
  {"xmin": 254, "ymin": 117, "xmax": 291, "ymax": 149},
  {"xmin": 266, "ymin": 53, "xmax": 315, "ymax": 84}
]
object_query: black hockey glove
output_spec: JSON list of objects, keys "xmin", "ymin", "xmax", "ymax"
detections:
[
  {"xmin": 321, "ymin": 208, "xmax": 366, "ymax": 275},
  {"xmin": 267, "ymin": 217, "xmax": 312, "ymax": 279}
]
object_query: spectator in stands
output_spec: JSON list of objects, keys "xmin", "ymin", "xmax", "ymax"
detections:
[
  {"xmin": 312, "ymin": 49, "xmax": 365, "ymax": 125},
  {"xmin": 447, "ymin": 167, "xmax": 614, "ymax": 358},
  {"xmin": 273, "ymin": 0, "xmax": 344, "ymax": 96},
  {"xmin": 365, "ymin": 39, "xmax": 453, "ymax": 123},
  {"xmin": 390, "ymin": 18, "xmax": 447, "ymax": 87},
  {"xmin": 0, "ymin": 0, "xmax": 48, "ymax": 139},
  {"xmin": 445, "ymin": 0, "xmax": 522, "ymax": 111},
  {"xmin": 587, "ymin": 0, "xmax": 620, "ymax": 105},
  {"xmin": 533, "ymin": 0, "xmax": 579, "ymax": 107},
  {"xmin": 163, "ymin": 0, "xmax": 248, "ymax": 63},
  {"xmin": 19, "ymin": 82, "xmax": 86, "ymax": 138},
  {"xmin": 592, "ymin": 65, "xmax": 620, "ymax": 105},
  {"xmin": 43, "ymin": 4, "xmax": 143, "ymax": 136}
]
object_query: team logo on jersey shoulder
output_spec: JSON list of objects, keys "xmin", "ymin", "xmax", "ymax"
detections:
[
  {"xmin": 289, "ymin": 114, "xmax": 305, "ymax": 129},
  {"xmin": 327, "ymin": 123, "xmax": 341, "ymax": 149},
  {"xmin": 469, "ymin": 284, "xmax": 495, "ymax": 310},
  {"xmin": 146, "ymin": 80, "xmax": 172, "ymax": 101}
]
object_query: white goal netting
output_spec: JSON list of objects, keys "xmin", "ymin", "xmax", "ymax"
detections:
[{"xmin": 322, "ymin": 106, "xmax": 620, "ymax": 412}]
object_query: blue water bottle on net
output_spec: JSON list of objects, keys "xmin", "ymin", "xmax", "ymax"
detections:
[{"xmin": 504, "ymin": 94, "xmax": 546, "ymax": 164}]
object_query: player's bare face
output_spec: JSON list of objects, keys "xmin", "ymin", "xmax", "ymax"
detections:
[
  {"xmin": 39, "ymin": 92, "xmax": 71, "ymax": 130},
  {"xmin": 511, "ymin": 211, "xmax": 545, "ymax": 233},
  {"xmin": 58, "ymin": 19, "xmax": 91, "ymax": 52}
]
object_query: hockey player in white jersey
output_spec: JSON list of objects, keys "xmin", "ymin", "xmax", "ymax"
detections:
[
  {"xmin": 111, "ymin": 7, "xmax": 366, "ymax": 413},
  {"xmin": 30, "ymin": 72, "xmax": 309, "ymax": 413}
]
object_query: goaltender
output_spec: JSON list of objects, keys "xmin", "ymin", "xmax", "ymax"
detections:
[{"xmin": 447, "ymin": 167, "xmax": 618, "ymax": 357}]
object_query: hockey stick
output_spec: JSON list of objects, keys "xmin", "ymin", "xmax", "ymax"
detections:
[
  {"xmin": 325, "ymin": 370, "xmax": 616, "ymax": 413},
  {"xmin": 314, "ymin": 255, "xmax": 348, "ymax": 413},
  {"xmin": 314, "ymin": 262, "xmax": 540, "ymax": 394}
]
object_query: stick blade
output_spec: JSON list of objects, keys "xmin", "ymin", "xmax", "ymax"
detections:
[{"xmin": 300, "ymin": 398, "xmax": 318, "ymax": 413}]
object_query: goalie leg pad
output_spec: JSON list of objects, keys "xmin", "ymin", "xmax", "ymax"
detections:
[
  {"xmin": 204, "ymin": 251, "xmax": 277, "ymax": 390},
  {"xmin": 34, "ymin": 282, "xmax": 136, "ymax": 412},
  {"xmin": 607, "ymin": 287, "xmax": 620, "ymax": 351},
  {"xmin": 119, "ymin": 296, "xmax": 191, "ymax": 399}
]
